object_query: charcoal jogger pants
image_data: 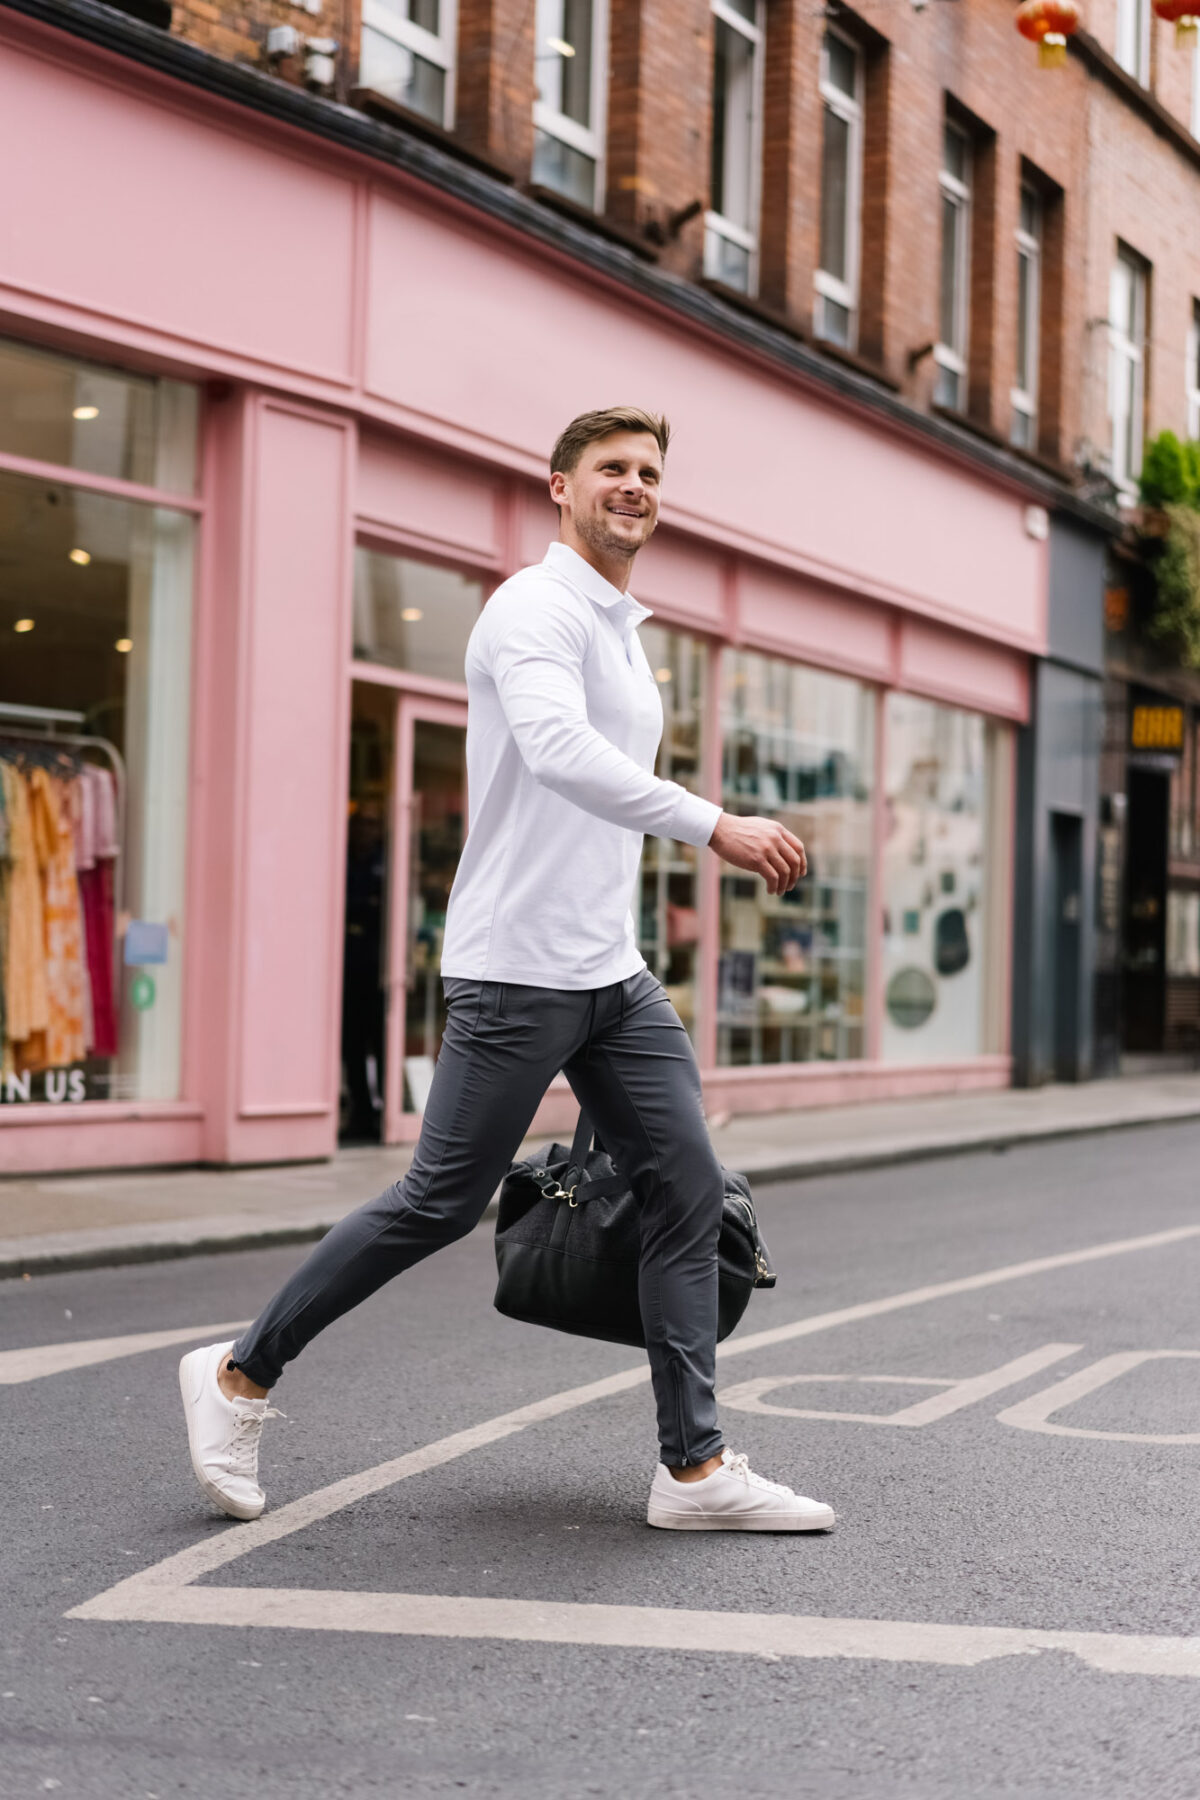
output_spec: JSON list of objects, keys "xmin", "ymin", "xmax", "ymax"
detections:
[{"xmin": 230, "ymin": 965, "xmax": 726, "ymax": 1467}]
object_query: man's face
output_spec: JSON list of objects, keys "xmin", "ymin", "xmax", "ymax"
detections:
[{"xmin": 551, "ymin": 430, "xmax": 663, "ymax": 561}]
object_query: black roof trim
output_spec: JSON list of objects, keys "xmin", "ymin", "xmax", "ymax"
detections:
[{"xmin": 4, "ymin": 0, "xmax": 1121, "ymax": 538}]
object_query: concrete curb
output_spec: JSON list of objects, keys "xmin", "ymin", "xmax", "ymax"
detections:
[{"xmin": 5, "ymin": 1101, "xmax": 1200, "ymax": 1281}]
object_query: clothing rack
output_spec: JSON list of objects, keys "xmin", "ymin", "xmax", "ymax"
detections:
[{"xmin": 0, "ymin": 701, "xmax": 128, "ymax": 971}]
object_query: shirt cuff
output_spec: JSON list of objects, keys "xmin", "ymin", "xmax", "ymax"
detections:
[{"xmin": 670, "ymin": 790, "xmax": 723, "ymax": 848}]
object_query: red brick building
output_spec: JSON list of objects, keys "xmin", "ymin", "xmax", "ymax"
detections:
[{"xmin": 147, "ymin": 0, "xmax": 1200, "ymax": 480}]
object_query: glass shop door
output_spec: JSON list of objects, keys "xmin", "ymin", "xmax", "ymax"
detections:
[{"xmin": 383, "ymin": 693, "xmax": 469, "ymax": 1142}]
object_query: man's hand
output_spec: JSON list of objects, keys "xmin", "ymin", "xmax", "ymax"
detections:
[{"xmin": 708, "ymin": 813, "xmax": 807, "ymax": 896}]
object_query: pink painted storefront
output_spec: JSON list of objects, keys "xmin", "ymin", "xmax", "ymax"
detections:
[{"xmin": 0, "ymin": 9, "xmax": 1046, "ymax": 1173}]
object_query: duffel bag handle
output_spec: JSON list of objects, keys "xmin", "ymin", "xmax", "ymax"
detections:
[{"xmin": 568, "ymin": 1109, "xmax": 596, "ymax": 1174}]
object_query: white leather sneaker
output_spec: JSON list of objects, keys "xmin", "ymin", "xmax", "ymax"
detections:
[
  {"xmin": 179, "ymin": 1340, "xmax": 282, "ymax": 1521},
  {"xmin": 647, "ymin": 1449, "xmax": 835, "ymax": 1532}
]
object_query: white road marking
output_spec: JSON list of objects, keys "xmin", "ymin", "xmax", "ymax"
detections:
[
  {"xmin": 0, "ymin": 1323, "xmax": 251, "ymax": 1386},
  {"xmin": 64, "ymin": 1218, "xmax": 1200, "ymax": 1679},
  {"xmin": 997, "ymin": 1350, "xmax": 1200, "ymax": 1444},
  {"xmin": 713, "ymin": 1221, "xmax": 1200, "ymax": 1361},
  {"xmin": 69, "ymin": 1364, "xmax": 655, "ymax": 1604},
  {"xmin": 69, "ymin": 1585, "xmax": 1200, "ymax": 1680},
  {"xmin": 718, "ymin": 1344, "xmax": 1081, "ymax": 1427},
  {"xmin": 18, "ymin": 1218, "xmax": 1200, "ymax": 1390}
]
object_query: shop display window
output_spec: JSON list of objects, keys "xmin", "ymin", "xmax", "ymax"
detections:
[
  {"xmin": 881, "ymin": 695, "xmax": 1007, "ymax": 1062},
  {"xmin": 353, "ymin": 548, "xmax": 483, "ymax": 682},
  {"xmin": 717, "ymin": 650, "xmax": 874, "ymax": 1066},
  {"xmin": 636, "ymin": 626, "xmax": 709, "ymax": 1045},
  {"xmin": 0, "ymin": 344, "xmax": 197, "ymax": 1105},
  {"xmin": 0, "ymin": 338, "xmax": 197, "ymax": 493}
]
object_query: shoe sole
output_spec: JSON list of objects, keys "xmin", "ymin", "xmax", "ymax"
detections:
[
  {"xmin": 178, "ymin": 1348, "xmax": 264, "ymax": 1523},
  {"xmin": 647, "ymin": 1506, "xmax": 835, "ymax": 1532}
]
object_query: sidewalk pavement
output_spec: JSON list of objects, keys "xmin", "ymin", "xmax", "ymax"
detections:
[{"xmin": 4, "ymin": 1072, "xmax": 1200, "ymax": 1280}]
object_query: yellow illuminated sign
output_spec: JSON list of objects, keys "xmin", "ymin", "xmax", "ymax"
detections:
[{"xmin": 1130, "ymin": 705, "xmax": 1184, "ymax": 752}]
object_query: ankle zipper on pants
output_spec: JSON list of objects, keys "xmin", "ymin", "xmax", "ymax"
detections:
[{"xmin": 671, "ymin": 1359, "xmax": 688, "ymax": 1467}]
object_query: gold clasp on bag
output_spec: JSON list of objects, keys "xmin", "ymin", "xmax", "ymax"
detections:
[{"xmin": 538, "ymin": 1179, "xmax": 578, "ymax": 1204}]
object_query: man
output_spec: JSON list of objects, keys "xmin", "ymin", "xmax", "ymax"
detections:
[{"xmin": 181, "ymin": 407, "xmax": 835, "ymax": 1534}]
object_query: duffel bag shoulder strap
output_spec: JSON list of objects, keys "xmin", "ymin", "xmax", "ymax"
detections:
[
  {"xmin": 534, "ymin": 1110, "xmax": 606, "ymax": 1206},
  {"xmin": 565, "ymin": 1110, "xmax": 619, "ymax": 1206}
]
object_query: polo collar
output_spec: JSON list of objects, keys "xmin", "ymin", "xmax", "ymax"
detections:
[{"xmin": 543, "ymin": 541, "xmax": 653, "ymax": 626}]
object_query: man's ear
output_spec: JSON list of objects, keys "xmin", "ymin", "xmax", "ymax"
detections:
[{"xmin": 549, "ymin": 470, "xmax": 569, "ymax": 509}]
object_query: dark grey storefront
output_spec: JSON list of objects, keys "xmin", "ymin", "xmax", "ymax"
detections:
[{"xmin": 1011, "ymin": 516, "xmax": 1108, "ymax": 1086}]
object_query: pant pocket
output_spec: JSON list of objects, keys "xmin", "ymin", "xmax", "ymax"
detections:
[{"xmin": 442, "ymin": 978, "xmax": 479, "ymax": 1008}]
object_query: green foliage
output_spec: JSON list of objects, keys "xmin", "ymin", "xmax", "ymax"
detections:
[
  {"xmin": 1139, "ymin": 431, "xmax": 1200, "ymax": 509},
  {"xmin": 1147, "ymin": 504, "xmax": 1200, "ymax": 669},
  {"xmin": 1138, "ymin": 435, "xmax": 1200, "ymax": 666}
]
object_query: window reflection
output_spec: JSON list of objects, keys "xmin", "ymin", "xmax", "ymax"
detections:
[
  {"xmin": 353, "ymin": 548, "xmax": 483, "ymax": 682},
  {"xmin": 717, "ymin": 650, "xmax": 874, "ymax": 1066},
  {"xmin": 882, "ymin": 695, "xmax": 1000, "ymax": 1061},
  {"xmin": 0, "ymin": 337, "xmax": 197, "ymax": 493},
  {"xmin": 637, "ymin": 626, "xmax": 709, "ymax": 1045}
]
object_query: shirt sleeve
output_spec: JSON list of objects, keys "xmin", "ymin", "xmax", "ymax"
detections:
[{"xmin": 486, "ymin": 580, "xmax": 722, "ymax": 848}]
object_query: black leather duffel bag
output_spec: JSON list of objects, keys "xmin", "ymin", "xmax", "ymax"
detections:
[{"xmin": 494, "ymin": 1109, "xmax": 776, "ymax": 1348}]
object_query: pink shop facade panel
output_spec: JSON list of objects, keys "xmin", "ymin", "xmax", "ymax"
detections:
[{"xmin": 0, "ymin": 18, "xmax": 1043, "ymax": 1171}]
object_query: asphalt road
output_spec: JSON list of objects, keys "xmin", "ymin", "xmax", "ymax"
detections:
[{"xmin": 4, "ymin": 1120, "xmax": 1200, "ymax": 1800}]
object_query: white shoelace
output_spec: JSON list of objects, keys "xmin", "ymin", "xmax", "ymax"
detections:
[
  {"xmin": 722, "ymin": 1451, "xmax": 794, "ymax": 1499},
  {"xmin": 227, "ymin": 1401, "xmax": 285, "ymax": 1481}
]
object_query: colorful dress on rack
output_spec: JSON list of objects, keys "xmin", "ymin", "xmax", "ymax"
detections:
[
  {"xmin": 20, "ymin": 768, "xmax": 88, "ymax": 1071},
  {"xmin": 2, "ymin": 763, "xmax": 50, "ymax": 1075}
]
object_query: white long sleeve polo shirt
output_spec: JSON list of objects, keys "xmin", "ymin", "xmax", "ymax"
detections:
[{"xmin": 440, "ymin": 541, "xmax": 723, "ymax": 989}]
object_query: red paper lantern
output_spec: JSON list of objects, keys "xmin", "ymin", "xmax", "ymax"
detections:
[
  {"xmin": 1016, "ymin": 0, "xmax": 1081, "ymax": 65},
  {"xmin": 1152, "ymin": 0, "xmax": 1197, "ymax": 44}
]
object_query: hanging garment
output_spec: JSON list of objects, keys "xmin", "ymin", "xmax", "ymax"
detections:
[
  {"xmin": 3, "ymin": 764, "xmax": 50, "ymax": 1070},
  {"xmin": 78, "ymin": 859, "xmax": 117, "ymax": 1058},
  {"xmin": 69, "ymin": 769, "xmax": 96, "ymax": 1054},
  {"xmin": 77, "ymin": 765, "xmax": 118, "ymax": 1058},
  {"xmin": 19, "ymin": 769, "xmax": 88, "ymax": 1072},
  {"xmin": 92, "ymin": 764, "xmax": 119, "ymax": 858},
  {"xmin": 0, "ymin": 764, "xmax": 10, "ymax": 1063}
]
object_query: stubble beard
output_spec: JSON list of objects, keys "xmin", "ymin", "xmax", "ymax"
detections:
[{"xmin": 574, "ymin": 506, "xmax": 654, "ymax": 564}]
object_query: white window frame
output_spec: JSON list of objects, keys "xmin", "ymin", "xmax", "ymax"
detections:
[
  {"xmin": 934, "ymin": 121, "xmax": 972, "ymax": 412},
  {"xmin": 1011, "ymin": 184, "xmax": 1042, "ymax": 449},
  {"xmin": 814, "ymin": 27, "xmax": 864, "ymax": 349},
  {"xmin": 361, "ymin": 0, "xmax": 458, "ymax": 129},
  {"xmin": 1115, "ymin": 0, "xmax": 1150, "ymax": 84},
  {"xmin": 1188, "ymin": 300, "xmax": 1200, "ymax": 441},
  {"xmin": 1108, "ymin": 248, "xmax": 1147, "ymax": 496},
  {"xmin": 704, "ymin": 0, "xmax": 766, "ymax": 295},
  {"xmin": 532, "ymin": 0, "xmax": 609, "ymax": 210}
]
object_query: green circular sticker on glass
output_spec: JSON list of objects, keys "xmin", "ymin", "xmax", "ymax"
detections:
[{"xmin": 130, "ymin": 972, "xmax": 157, "ymax": 1012}]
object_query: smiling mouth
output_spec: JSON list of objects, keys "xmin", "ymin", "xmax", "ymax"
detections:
[{"xmin": 608, "ymin": 507, "xmax": 645, "ymax": 518}]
